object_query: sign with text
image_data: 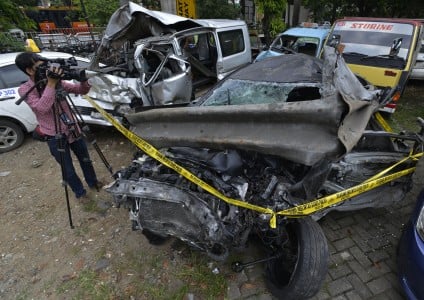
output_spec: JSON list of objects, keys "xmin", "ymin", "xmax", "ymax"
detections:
[{"xmin": 176, "ymin": 0, "xmax": 196, "ymax": 18}]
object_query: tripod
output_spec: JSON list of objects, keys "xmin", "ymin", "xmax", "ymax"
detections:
[
  {"xmin": 52, "ymin": 83, "xmax": 114, "ymax": 228},
  {"xmin": 16, "ymin": 75, "xmax": 114, "ymax": 228}
]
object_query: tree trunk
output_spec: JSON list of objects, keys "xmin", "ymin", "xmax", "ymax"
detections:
[{"xmin": 292, "ymin": 0, "xmax": 300, "ymax": 27}]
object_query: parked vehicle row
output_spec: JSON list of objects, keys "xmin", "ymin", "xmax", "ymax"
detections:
[{"xmin": 254, "ymin": 17, "xmax": 424, "ymax": 114}]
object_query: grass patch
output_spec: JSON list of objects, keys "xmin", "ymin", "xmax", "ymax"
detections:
[
  {"xmin": 388, "ymin": 82, "xmax": 424, "ymax": 132},
  {"xmin": 82, "ymin": 199, "xmax": 107, "ymax": 214},
  {"xmin": 57, "ymin": 269, "xmax": 117, "ymax": 299},
  {"xmin": 174, "ymin": 252, "xmax": 228, "ymax": 299}
]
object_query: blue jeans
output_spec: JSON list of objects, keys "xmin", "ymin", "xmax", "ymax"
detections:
[{"xmin": 47, "ymin": 136, "xmax": 98, "ymax": 198}]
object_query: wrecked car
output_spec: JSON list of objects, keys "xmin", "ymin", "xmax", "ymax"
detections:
[
  {"xmin": 87, "ymin": 1, "xmax": 251, "ymax": 112},
  {"xmin": 104, "ymin": 47, "xmax": 424, "ymax": 299},
  {"xmin": 255, "ymin": 21, "xmax": 331, "ymax": 62}
]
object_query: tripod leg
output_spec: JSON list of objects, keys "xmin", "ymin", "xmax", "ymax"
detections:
[
  {"xmin": 90, "ymin": 139, "xmax": 113, "ymax": 175},
  {"xmin": 55, "ymin": 134, "xmax": 74, "ymax": 229},
  {"xmin": 65, "ymin": 95, "xmax": 114, "ymax": 175}
]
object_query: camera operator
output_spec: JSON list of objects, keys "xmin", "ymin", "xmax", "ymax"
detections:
[{"xmin": 15, "ymin": 52, "xmax": 102, "ymax": 202}]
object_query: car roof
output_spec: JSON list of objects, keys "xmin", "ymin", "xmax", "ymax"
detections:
[
  {"xmin": 282, "ymin": 27, "xmax": 330, "ymax": 39},
  {"xmin": 229, "ymin": 53, "xmax": 323, "ymax": 83},
  {"xmin": 337, "ymin": 17, "xmax": 423, "ymax": 26},
  {"xmin": 0, "ymin": 51, "xmax": 90, "ymax": 67},
  {"xmin": 194, "ymin": 19, "xmax": 247, "ymax": 28}
]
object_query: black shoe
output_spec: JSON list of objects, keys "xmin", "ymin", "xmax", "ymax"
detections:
[{"xmin": 90, "ymin": 181, "xmax": 104, "ymax": 192}]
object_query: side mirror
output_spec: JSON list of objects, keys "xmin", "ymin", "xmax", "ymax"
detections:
[
  {"xmin": 389, "ymin": 38, "xmax": 402, "ymax": 57},
  {"xmin": 328, "ymin": 34, "xmax": 341, "ymax": 48}
]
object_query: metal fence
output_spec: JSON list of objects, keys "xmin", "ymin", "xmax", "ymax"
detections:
[{"xmin": 1, "ymin": 27, "xmax": 105, "ymax": 57}]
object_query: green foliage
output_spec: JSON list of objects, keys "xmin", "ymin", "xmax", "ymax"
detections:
[
  {"xmin": 142, "ymin": 0, "xmax": 161, "ymax": 10},
  {"xmin": 388, "ymin": 83, "xmax": 424, "ymax": 133},
  {"xmin": 255, "ymin": 0, "xmax": 286, "ymax": 43},
  {"xmin": 175, "ymin": 253, "xmax": 228, "ymax": 298},
  {"xmin": 197, "ymin": 0, "xmax": 241, "ymax": 19},
  {"xmin": 0, "ymin": 0, "xmax": 37, "ymax": 31},
  {"xmin": 303, "ymin": 0, "xmax": 424, "ymax": 22},
  {"xmin": 15, "ymin": 0, "xmax": 38, "ymax": 7},
  {"xmin": 57, "ymin": 269, "xmax": 117, "ymax": 299},
  {"xmin": 82, "ymin": 0, "xmax": 122, "ymax": 27},
  {"xmin": 0, "ymin": 33, "xmax": 25, "ymax": 53}
]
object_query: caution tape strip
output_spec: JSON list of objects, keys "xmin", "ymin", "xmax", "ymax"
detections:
[
  {"xmin": 84, "ymin": 95, "xmax": 421, "ymax": 228},
  {"xmin": 375, "ymin": 111, "xmax": 393, "ymax": 133}
]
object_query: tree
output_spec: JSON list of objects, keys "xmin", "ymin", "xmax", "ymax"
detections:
[
  {"xmin": 303, "ymin": 0, "xmax": 424, "ymax": 22},
  {"xmin": 196, "ymin": 0, "xmax": 241, "ymax": 19},
  {"xmin": 292, "ymin": 0, "xmax": 301, "ymax": 26},
  {"xmin": 82, "ymin": 0, "xmax": 122, "ymax": 27},
  {"xmin": 0, "ymin": 0, "xmax": 37, "ymax": 31},
  {"xmin": 255, "ymin": 0, "xmax": 286, "ymax": 45}
]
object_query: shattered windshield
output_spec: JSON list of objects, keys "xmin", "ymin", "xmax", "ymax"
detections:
[
  {"xmin": 271, "ymin": 35, "xmax": 319, "ymax": 54},
  {"xmin": 198, "ymin": 79, "xmax": 321, "ymax": 106}
]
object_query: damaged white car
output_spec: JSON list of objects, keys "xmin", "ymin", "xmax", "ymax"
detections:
[
  {"xmin": 105, "ymin": 47, "xmax": 424, "ymax": 299},
  {"xmin": 87, "ymin": 1, "xmax": 251, "ymax": 116}
]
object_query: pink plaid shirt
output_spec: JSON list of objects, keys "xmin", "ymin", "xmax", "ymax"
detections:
[{"xmin": 18, "ymin": 80, "xmax": 91, "ymax": 143}]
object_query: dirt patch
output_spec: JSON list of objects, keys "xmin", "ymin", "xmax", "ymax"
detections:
[{"xmin": 0, "ymin": 127, "xmax": 256, "ymax": 299}]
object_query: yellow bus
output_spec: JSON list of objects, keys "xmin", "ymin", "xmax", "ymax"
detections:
[{"xmin": 326, "ymin": 17, "xmax": 423, "ymax": 113}]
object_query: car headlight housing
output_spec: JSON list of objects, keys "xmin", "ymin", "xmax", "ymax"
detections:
[{"xmin": 417, "ymin": 204, "xmax": 424, "ymax": 242}]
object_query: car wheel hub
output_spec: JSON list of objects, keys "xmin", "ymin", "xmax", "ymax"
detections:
[{"xmin": 0, "ymin": 126, "xmax": 17, "ymax": 147}]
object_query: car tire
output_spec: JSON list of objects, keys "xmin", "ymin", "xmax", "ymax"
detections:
[
  {"xmin": 0, "ymin": 120, "xmax": 25, "ymax": 153},
  {"xmin": 265, "ymin": 217, "xmax": 329, "ymax": 300}
]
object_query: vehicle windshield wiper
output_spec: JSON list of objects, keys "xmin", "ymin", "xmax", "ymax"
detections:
[
  {"xmin": 270, "ymin": 46, "xmax": 296, "ymax": 54},
  {"xmin": 342, "ymin": 52, "xmax": 367, "ymax": 57},
  {"xmin": 360, "ymin": 54, "xmax": 405, "ymax": 62}
]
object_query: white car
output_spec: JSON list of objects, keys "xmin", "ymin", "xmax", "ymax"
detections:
[
  {"xmin": 0, "ymin": 51, "xmax": 115, "ymax": 153},
  {"xmin": 410, "ymin": 39, "xmax": 424, "ymax": 80}
]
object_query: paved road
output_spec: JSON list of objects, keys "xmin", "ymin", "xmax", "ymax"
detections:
[{"xmin": 226, "ymin": 194, "xmax": 414, "ymax": 299}]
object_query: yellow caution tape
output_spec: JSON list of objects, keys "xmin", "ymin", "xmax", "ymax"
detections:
[
  {"xmin": 83, "ymin": 95, "xmax": 420, "ymax": 228},
  {"xmin": 375, "ymin": 111, "xmax": 393, "ymax": 133},
  {"xmin": 277, "ymin": 167, "xmax": 415, "ymax": 217}
]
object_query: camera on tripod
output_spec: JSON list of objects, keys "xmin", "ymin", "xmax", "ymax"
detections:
[{"xmin": 37, "ymin": 56, "xmax": 87, "ymax": 82}]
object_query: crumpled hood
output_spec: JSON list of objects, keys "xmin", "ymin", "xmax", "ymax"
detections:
[
  {"xmin": 89, "ymin": 1, "xmax": 201, "ymax": 69},
  {"xmin": 125, "ymin": 47, "xmax": 381, "ymax": 166}
]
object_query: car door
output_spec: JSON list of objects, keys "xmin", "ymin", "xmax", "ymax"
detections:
[{"xmin": 0, "ymin": 63, "xmax": 37, "ymax": 132}]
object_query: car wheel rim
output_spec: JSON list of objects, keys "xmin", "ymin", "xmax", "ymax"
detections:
[{"xmin": 0, "ymin": 126, "xmax": 18, "ymax": 148}]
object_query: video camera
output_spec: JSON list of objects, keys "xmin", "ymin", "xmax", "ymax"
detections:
[
  {"xmin": 36, "ymin": 56, "xmax": 87, "ymax": 82},
  {"xmin": 15, "ymin": 56, "xmax": 88, "ymax": 106}
]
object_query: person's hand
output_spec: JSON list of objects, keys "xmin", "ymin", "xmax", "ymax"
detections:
[{"xmin": 46, "ymin": 65, "xmax": 63, "ymax": 88}]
